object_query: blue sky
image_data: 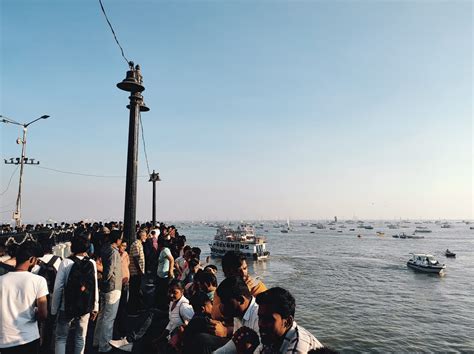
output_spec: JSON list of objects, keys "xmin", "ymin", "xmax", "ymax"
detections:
[{"xmin": 1, "ymin": 0, "xmax": 472, "ymax": 222}]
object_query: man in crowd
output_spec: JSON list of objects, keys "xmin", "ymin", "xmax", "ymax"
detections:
[
  {"xmin": 128, "ymin": 229, "xmax": 146, "ymax": 314},
  {"xmin": 213, "ymin": 276, "xmax": 261, "ymax": 353},
  {"xmin": 156, "ymin": 236, "xmax": 174, "ymax": 311},
  {"xmin": 256, "ymin": 287, "xmax": 323, "ymax": 353},
  {"xmin": 0, "ymin": 241, "xmax": 48, "ymax": 354},
  {"xmin": 51, "ymin": 232, "xmax": 99, "ymax": 354},
  {"xmin": 94, "ymin": 229, "xmax": 123, "ymax": 352}
]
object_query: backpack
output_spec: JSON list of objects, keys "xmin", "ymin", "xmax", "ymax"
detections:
[
  {"xmin": 0, "ymin": 262, "xmax": 15, "ymax": 276},
  {"xmin": 64, "ymin": 256, "xmax": 96, "ymax": 318},
  {"xmin": 37, "ymin": 255, "xmax": 60, "ymax": 294}
]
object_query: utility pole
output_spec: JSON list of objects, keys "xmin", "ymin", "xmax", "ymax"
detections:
[
  {"xmin": 1, "ymin": 114, "xmax": 50, "ymax": 228},
  {"xmin": 117, "ymin": 62, "xmax": 150, "ymax": 246},
  {"xmin": 149, "ymin": 170, "xmax": 161, "ymax": 227}
]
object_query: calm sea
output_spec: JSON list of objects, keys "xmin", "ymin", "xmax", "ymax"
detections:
[{"xmin": 177, "ymin": 221, "xmax": 474, "ymax": 353}]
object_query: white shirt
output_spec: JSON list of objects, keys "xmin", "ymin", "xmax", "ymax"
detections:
[
  {"xmin": 213, "ymin": 296, "xmax": 260, "ymax": 354},
  {"xmin": 165, "ymin": 295, "xmax": 194, "ymax": 333},
  {"xmin": 50, "ymin": 255, "xmax": 99, "ymax": 316},
  {"xmin": 0, "ymin": 271, "xmax": 49, "ymax": 348}
]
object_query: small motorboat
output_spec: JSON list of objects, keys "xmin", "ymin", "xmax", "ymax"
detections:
[
  {"xmin": 445, "ymin": 249, "xmax": 456, "ymax": 258},
  {"xmin": 407, "ymin": 254, "xmax": 446, "ymax": 274}
]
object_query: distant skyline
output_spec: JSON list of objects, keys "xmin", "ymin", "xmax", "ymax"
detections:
[{"xmin": 1, "ymin": 0, "xmax": 472, "ymax": 223}]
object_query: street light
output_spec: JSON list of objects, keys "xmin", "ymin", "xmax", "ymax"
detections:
[
  {"xmin": 149, "ymin": 170, "xmax": 161, "ymax": 227},
  {"xmin": 1, "ymin": 114, "xmax": 50, "ymax": 228}
]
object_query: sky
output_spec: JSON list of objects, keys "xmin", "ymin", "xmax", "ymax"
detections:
[{"xmin": 0, "ymin": 0, "xmax": 472, "ymax": 223}]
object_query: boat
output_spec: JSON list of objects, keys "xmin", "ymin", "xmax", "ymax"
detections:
[
  {"xmin": 376, "ymin": 231, "xmax": 385, "ymax": 236},
  {"xmin": 407, "ymin": 254, "xmax": 446, "ymax": 274},
  {"xmin": 414, "ymin": 228, "xmax": 432, "ymax": 233},
  {"xmin": 445, "ymin": 249, "xmax": 456, "ymax": 258},
  {"xmin": 406, "ymin": 234, "xmax": 424, "ymax": 239},
  {"xmin": 280, "ymin": 218, "xmax": 291, "ymax": 233},
  {"xmin": 441, "ymin": 224, "xmax": 452, "ymax": 229},
  {"xmin": 209, "ymin": 225, "xmax": 270, "ymax": 260}
]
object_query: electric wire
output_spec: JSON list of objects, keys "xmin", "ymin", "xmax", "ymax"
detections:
[
  {"xmin": 0, "ymin": 165, "xmax": 19, "ymax": 196},
  {"xmin": 98, "ymin": 0, "xmax": 130, "ymax": 65},
  {"xmin": 139, "ymin": 112, "xmax": 151, "ymax": 175},
  {"xmin": 31, "ymin": 165, "xmax": 147, "ymax": 178}
]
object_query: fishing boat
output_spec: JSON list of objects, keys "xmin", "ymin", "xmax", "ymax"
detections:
[
  {"xmin": 376, "ymin": 231, "xmax": 385, "ymax": 236},
  {"xmin": 445, "ymin": 249, "xmax": 456, "ymax": 258},
  {"xmin": 209, "ymin": 225, "xmax": 270, "ymax": 260},
  {"xmin": 407, "ymin": 254, "xmax": 446, "ymax": 274}
]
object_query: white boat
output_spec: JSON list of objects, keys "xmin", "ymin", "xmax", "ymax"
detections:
[
  {"xmin": 407, "ymin": 254, "xmax": 446, "ymax": 274},
  {"xmin": 209, "ymin": 225, "xmax": 270, "ymax": 260}
]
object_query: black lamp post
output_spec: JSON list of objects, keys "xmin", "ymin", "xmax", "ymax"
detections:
[
  {"xmin": 117, "ymin": 62, "xmax": 150, "ymax": 246},
  {"xmin": 149, "ymin": 170, "xmax": 161, "ymax": 227}
]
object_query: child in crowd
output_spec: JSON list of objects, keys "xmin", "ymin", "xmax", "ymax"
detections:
[{"xmin": 182, "ymin": 291, "xmax": 214, "ymax": 354}]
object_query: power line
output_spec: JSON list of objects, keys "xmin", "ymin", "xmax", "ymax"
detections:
[
  {"xmin": 0, "ymin": 165, "xmax": 19, "ymax": 196},
  {"xmin": 98, "ymin": 0, "xmax": 130, "ymax": 65},
  {"xmin": 139, "ymin": 112, "xmax": 151, "ymax": 175},
  {"xmin": 31, "ymin": 165, "xmax": 148, "ymax": 178}
]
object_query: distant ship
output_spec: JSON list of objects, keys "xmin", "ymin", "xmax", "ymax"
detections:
[{"xmin": 209, "ymin": 225, "xmax": 270, "ymax": 260}]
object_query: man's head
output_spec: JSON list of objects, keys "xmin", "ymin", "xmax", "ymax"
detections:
[
  {"xmin": 71, "ymin": 233, "xmax": 91, "ymax": 254},
  {"xmin": 216, "ymin": 276, "xmax": 252, "ymax": 318},
  {"xmin": 197, "ymin": 270, "xmax": 218, "ymax": 293},
  {"xmin": 168, "ymin": 279, "xmax": 184, "ymax": 302},
  {"xmin": 190, "ymin": 291, "xmax": 213, "ymax": 315},
  {"xmin": 16, "ymin": 241, "xmax": 43, "ymax": 271},
  {"xmin": 109, "ymin": 229, "xmax": 123, "ymax": 246},
  {"xmin": 138, "ymin": 230, "xmax": 147, "ymax": 242},
  {"xmin": 256, "ymin": 287, "xmax": 296, "ymax": 346},
  {"xmin": 222, "ymin": 251, "xmax": 248, "ymax": 280},
  {"xmin": 204, "ymin": 264, "xmax": 218, "ymax": 276}
]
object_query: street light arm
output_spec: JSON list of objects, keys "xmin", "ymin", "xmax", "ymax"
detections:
[
  {"xmin": 0, "ymin": 115, "xmax": 22, "ymax": 126},
  {"xmin": 25, "ymin": 115, "xmax": 50, "ymax": 127}
]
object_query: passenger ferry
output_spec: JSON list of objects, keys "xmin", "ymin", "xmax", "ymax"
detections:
[{"xmin": 209, "ymin": 225, "xmax": 270, "ymax": 260}]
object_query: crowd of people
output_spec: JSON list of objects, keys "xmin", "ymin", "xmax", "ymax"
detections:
[{"xmin": 0, "ymin": 221, "xmax": 334, "ymax": 354}]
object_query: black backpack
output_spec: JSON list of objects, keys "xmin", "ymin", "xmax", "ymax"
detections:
[
  {"xmin": 37, "ymin": 255, "xmax": 60, "ymax": 294},
  {"xmin": 0, "ymin": 262, "xmax": 15, "ymax": 276},
  {"xmin": 64, "ymin": 256, "xmax": 96, "ymax": 318}
]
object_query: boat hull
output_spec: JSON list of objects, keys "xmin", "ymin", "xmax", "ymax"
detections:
[{"xmin": 407, "ymin": 262, "xmax": 445, "ymax": 274}]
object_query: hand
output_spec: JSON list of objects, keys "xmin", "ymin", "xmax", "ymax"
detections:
[
  {"xmin": 207, "ymin": 319, "xmax": 229, "ymax": 337},
  {"xmin": 232, "ymin": 326, "xmax": 260, "ymax": 354},
  {"xmin": 90, "ymin": 311, "xmax": 98, "ymax": 321},
  {"xmin": 168, "ymin": 271, "xmax": 175, "ymax": 279}
]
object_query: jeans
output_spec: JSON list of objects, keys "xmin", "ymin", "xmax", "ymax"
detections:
[
  {"xmin": 114, "ymin": 283, "xmax": 129, "ymax": 338},
  {"xmin": 93, "ymin": 289, "xmax": 121, "ymax": 352},
  {"xmin": 55, "ymin": 311, "xmax": 90, "ymax": 354}
]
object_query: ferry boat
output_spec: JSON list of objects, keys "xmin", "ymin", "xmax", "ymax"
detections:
[
  {"xmin": 407, "ymin": 254, "xmax": 446, "ymax": 274},
  {"xmin": 209, "ymin": 225, "xmax": 270, "ymax": 260}
]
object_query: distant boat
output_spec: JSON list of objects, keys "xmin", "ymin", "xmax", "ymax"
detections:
[
  {"xmin": 280, "ymin": 218, "xmax": 291, "ymax": 233},
  {"xmin": 445, "ymin": 249, "xmax": 456, "ymax": 258},
  {"xmin": 441, "ymin": 224, "xmax": 452, "ymax": 229},
  {"xmin": 376, "ymin": 231, "xmax": 385, "ymax": 237}
]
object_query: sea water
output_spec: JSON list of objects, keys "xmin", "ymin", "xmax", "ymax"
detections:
[{"xmin": 178, "ymin": 221, "xmax": 474, "ymax": 353}]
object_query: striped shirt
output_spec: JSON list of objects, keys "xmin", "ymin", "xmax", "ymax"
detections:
[
  {"xmin": 261, "ymin": 321, "xmax": 323, "ymax": 353},
  {"xmin": 129, "ymin": 240, "xmax": 145, "ymax": 276}
]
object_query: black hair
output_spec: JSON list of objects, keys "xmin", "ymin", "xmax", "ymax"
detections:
[
  {"xmin": 108, "ymin": 229, "xmax": 123, "ymax": 244},
  {"xmin": 216, "ymin": 276, "xmax": 251, "ymax": 302},
  {"xmin": 204, "ymin": 264, "xmax": 218, "ymax": 273},
  {"xmin": 6, "ymin": 242, "xmax": 19, "ymax": 257},
  {"xmin": 191, "ymin": 247, "xmax": 201, "ymax": 258},
  {"xmin": 198, "ymin": 270, "xmax": 218, "ymax": 287},
  {"xmin": 71, "ymin": 233, "xmax": 91, "ymax": 254},
  {"xmin": 169, "ymin": 279, "xmax": 184, "ymax": 291},
  {"xmin": 256, "ymin": 287, "xmax": 296, "ymax": 319},
  {"xmin": 190, "ymin": 291, "xmax": 212, "ymax": 313},
  {"xmin": 16, "ymin": 241, "xmax": 43, "ymax": 264},
  {"xmin": 189, "ymin": 258, "xmax": 200, "ymax": 270},
  {"xmin": 222, "ymin": 251, "xmax": 246, "ymax": 274},
  {"xmin": 158, "ymin": 236, "xmax": 166, "ymax": 247}
]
